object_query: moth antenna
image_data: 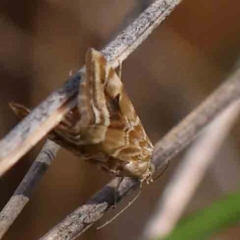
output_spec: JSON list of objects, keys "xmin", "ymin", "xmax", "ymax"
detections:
[
  {"xmin": 97, "ymin": 189, "xmax": 142, "ymax": 230},
  {"xmin": 153, "ymin": 161, "xmax": 170, "ymax": 181}
]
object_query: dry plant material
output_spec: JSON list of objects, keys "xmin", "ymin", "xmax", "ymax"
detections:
[
  {"xmin": 0, "ymin": 0, "xmax": 182, "ymax": 177},
  {"xmin": 0, "ymin": 1, "xmax": 184, "ymax": 238},
  {"xmin": 143, "ymin": 100, "xmax": 240, "ymax": 239},
  {"xmin": 11, "ymin": 49, "xmax": 154, "ymax": 182}
]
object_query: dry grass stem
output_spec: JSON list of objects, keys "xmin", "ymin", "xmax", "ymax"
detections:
[
  {"xmin": 40, "ymin": 69, "xmax": 240, "ymax": 239},
  {"xmin": 0, "ymin": 140, "xmax": 59, "ymax": 239},
  {"xmin": 0, "ymin": 0, "xmax": 182, "ymax": 238},
  {"xmin": 143, "ymin": 99, "xmax": 240, "ymax": 239},
  {"xmin": 0, "ymin": 0, "xmax": 182, "ymax": 176}
]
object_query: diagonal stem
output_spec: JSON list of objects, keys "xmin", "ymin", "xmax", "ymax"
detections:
[
  {"xmin": 0, "ymin": 0, "xmax": 183, "ymax": 238},
  {"xmin": 0, "ymin": 140, "xmax": 59, "ymax": 239},
  {"xmin": 40, "ymin": 68, "xmax": 240, "ymax": 239},
  {"xmin": 0, "ymin": 0, "xmax": 182, "ymax": 176}
]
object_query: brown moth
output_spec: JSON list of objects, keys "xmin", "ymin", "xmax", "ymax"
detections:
[{"xmin": 10, "ymin": 48, "xmax": 154, "ymax": 183}]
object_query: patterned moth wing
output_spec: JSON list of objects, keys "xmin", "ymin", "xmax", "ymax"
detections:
[{"xmin": 10, "ymin": 48, "xmax": 154, "ymax": 182}]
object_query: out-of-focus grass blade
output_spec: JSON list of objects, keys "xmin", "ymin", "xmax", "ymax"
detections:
[{"xmin": 157, "ymin": 191, "xmax": 240, "ymax": 240}]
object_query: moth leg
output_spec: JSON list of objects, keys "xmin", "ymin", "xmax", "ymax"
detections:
[
  {"xmin": 114, "ymin": 176, "xmax": 124, "ymax": 209},
  {"xmin": 97, "ymin": 188, "xmax": 142, "ymax": 230}
]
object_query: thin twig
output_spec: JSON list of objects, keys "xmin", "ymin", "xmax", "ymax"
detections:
[
  {"xmin": 0, "ymin": 140, "xmax": 59, "ymax": 239},
  {"xmin": 0, "ymin": 0, "xmax": 182, "ymax": 176},
  {"xmin": 40, "ymin": 68, "xmax": 240, "ymax": 240},
  {"xmin": 142, "ymin": 100, "xmax": 240, "ymax": 239},
  {"xmin": 0, "ymin": 0, "xmax": 182, "ymax": 238}
]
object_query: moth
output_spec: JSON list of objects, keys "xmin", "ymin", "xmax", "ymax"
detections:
[{"xmin": 11, "ymin": 48, "xmax": 154, "ymax": 183}]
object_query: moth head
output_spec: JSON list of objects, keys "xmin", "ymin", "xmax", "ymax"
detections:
[
  {"xmin": 140, "ymin": 161, "xmax": 155, "ymax": 184},
  {"xmin": 122, "ymin": 155, "xmax": 154, "ymax": 183}
]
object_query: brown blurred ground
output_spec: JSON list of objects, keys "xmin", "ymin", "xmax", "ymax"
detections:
[{"xmin": 1, "ymin": 0, "xmax": 240, "ymax": 239}]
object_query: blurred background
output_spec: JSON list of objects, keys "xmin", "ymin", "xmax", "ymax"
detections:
[{"xmin": 1, "ymin": 0, "xmax": 240, "ymax": 239}]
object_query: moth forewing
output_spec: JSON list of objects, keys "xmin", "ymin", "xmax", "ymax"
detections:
[
  {"xmin": 10, "ymin": 48, "xmax": 154, "ymax": 182},
  {"xmin": 87, "ymin": 49, "xmax": 154, "ymax": 181}
]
